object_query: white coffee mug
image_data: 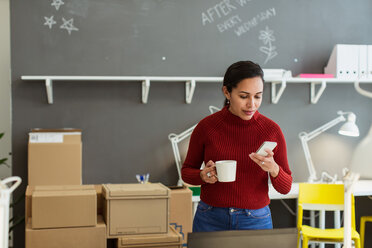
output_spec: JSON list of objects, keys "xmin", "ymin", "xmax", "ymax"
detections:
[{"xmin": 215, "ymin": 160, "xmax": 237, "ymax": 182}]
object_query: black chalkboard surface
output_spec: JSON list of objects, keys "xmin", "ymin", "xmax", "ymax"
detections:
[
  {"xmin": 10, "ymin": 2, "xmax": 372, "ymax": 248},
  {"xmin": 12, "ymin": 0, "xmax": 372, "ymax": 77}
]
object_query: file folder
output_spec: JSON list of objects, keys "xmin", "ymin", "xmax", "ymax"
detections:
[
  {"xmin": 359, "ymin": 45, "xmax": 368, "ymax": 79},
  {"xmin": 324, "ymin": 44, "xmax": 359, "ymax": 79},
  {"xmin": 368, "ymin": 45, "xmax": 372, "ymax": 80}
]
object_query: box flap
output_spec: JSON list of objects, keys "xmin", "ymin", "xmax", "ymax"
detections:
[
  {"xmin": 119, "ymin": 226, "xmax": 181, "ymax": 245},
  {"xmin": 170, "ymin": 186, "xmax": 192, "ymax": 195},
  {"xmin": 30, "ymin": 128, "xmax": 82, "ymax": 133},
  {"xmin": 34, "ymin": 185, "xmax": 94, "ymax": 191},
  {"xmin": 26, "ymin": 185, "xmax": 34, "ymax": 196},
  {"xmin": 94, "ymin": 185, "xmax": 102, "ymax": 194},
  {"xmin": 33, "ymin": 190, "xmax": 96, "ymax": 198},
  {"xmin": 103, "ymin": 183, "xmax": 169, "ymax": 198}
]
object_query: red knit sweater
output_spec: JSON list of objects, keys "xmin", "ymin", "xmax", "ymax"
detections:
[{"xmin": 181, "ymin": 106, "xmax": 292, "ymax": 209}]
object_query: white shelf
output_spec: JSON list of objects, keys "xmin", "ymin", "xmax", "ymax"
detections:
[
  {"xmin": 21, "ymin": 75, "xmax": 222, "ymax": 104},
  {"xmin": 270, "ymin": 77, "xmax": 372, "ymax": 104},
  {"xmin": 21, "ymin": 74, "xmax": 372, "ymax": 104}
]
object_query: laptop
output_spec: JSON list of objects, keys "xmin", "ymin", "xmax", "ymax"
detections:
[{"xmin": 187, "ymin": 228, "xmax": 298, "ymax": 248}]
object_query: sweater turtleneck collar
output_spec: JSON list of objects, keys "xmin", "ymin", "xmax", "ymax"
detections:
[{"xmin": 221, "ymin": 105, "xmax": 260, "ymax": 125}]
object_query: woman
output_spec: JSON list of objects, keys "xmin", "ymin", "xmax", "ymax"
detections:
[{"xmin": 181, "ymin": 61, "xmax": 292, "ymax": 232}]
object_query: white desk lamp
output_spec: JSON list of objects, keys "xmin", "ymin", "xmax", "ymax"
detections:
[
  {"xmin": 168, "ymin": 106, "xmax": 220, "ymax": 186},
  {"xmin": 168, "ymin": 124, "xmax": 197, "ymax": 186},
  {"xmin": 299, "ymin": 111, "xmax": 360, "ymax": 183}
]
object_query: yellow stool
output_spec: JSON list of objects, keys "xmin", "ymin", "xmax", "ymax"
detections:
[{"xmin": 361, "ymin": 216, "xmax": 372, "ymax": 248}]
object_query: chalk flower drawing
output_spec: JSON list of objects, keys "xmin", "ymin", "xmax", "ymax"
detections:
[
  {"xmin": 60, "ymin": 17, "xmax": 79, "ymax": 35},
  {"xmin": 51, "ymin": 0, "xmax": 64, "ymax": 11},
  {"xmin": 44, "ymin": 16, "xmax": 56, "ymax": 29},
  {"xmin": 259, "ymin": 26, "xmax": 277, "ymax": 64}
]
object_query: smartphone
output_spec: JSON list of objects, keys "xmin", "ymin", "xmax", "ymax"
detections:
[{"xmin": 256, "ymin": 141, "xmax": 277, "ymax": 156}]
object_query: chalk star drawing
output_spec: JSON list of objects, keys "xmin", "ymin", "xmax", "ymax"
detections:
[
  {"xmin": 43, "ymin": 16, "xmax": 56, "ymax": 29},
  {"xmin": 259, "ymin": 26, "xmax": 278, "ymax": 64},
  {"xmin": 60, "ymin": 17, "xmax": 79, "ymax": 35},
  {"xmin": 51, "ymin": 0, "xmax": 64, "ymax": 11}
]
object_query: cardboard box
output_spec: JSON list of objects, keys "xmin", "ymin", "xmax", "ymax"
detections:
[
  {"xmin": 117, "ymin": 225, "xmax": 182, "ymax": 248},
  {"xmin": 95, "ymin": 184, "xmax": 104, "ymax": 215},
  {"xmin": 26, "ymin": 215, "xmax": 106, "ymax": 248},
  {"xmin": 31, "ymin": 185, "xmax": 97, "ymax": 229},
  {"xmin": 183, "ymin": 182, "xmax": 200, "ymax": 196},
  {"xmin": 28, "ymin": 129, "xmax": 82, "ymax": 186},
  {"xmin": 169, "ymin": 186, "xmax": 192, "ymax": 246},
  {"xmin": 103, "ymin": 183, "xmax": 170, "ymax": 238},
  {"xmin": 25, "ymin": 186, "xmax": 33, "ymax": 221},
  {"xmin": 26, "ymin": 185, "xmax": 102, "ymax": 221}
]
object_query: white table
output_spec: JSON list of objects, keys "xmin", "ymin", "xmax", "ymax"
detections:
[
  {"xmin": 192, "ymin": 180, "xmax": 372, "ymax": 214},
  {"xmin": 191, "ymin": 180, "xmax": 372, "ymax": 248}
]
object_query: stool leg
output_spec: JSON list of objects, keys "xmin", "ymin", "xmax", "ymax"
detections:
[
  {"xmin": 355, "ymin": 237, "xmax": 361, "ymax": 248},
  {"xmin": 360, "ymin": 217, "xmax": 366, "ymax": 248},
  {"xmin": 302, "ymin": 237, "xmax": 308, "ymax": 248}
]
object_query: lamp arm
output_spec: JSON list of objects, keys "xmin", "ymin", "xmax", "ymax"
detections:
[
  {"xmin": 298, "ymin": 113, "xmax": 346, "ymax": 182},
  {"xmin": 168, "ymin": 124, "xmax": 196, "ymax": 143},
  {"xmin": 169, "ymin": 139, "xmax": 183, "ymax": 185},
  {"xmin": 299, "ymin": 137, "xmax": 317, "ymax": 182},
  {"xmin": 303, "ymin": 115, "xmax": 346, "ymax": 141},
  {"xmin": 168, "ymin": 124, "xmax": 197, "ymax": 186}
]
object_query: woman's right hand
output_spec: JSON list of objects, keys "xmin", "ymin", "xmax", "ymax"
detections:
[{"xmin": 200, "ymin": 160, "xmax": 218, "ymax": 184}]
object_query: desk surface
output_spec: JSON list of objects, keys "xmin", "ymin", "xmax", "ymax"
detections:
[
  {"xmin": 192, "ymin": 180, "xmax": 372, "ymax": 202},
  {"xmin": 269, "ymin": 180, "xmax": 372, "ymax": 199}
]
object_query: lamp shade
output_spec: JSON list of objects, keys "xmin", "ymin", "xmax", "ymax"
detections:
[
  {"xmin": 349, "ymin": 124, "xmax": 372, "ymax": 179},
  {"xmin": 338, "ymin": 113, "xmax": 359, "ymax": 137}
]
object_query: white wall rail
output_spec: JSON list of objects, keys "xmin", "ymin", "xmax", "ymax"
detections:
[{"xmin": 22, "ymin": 72, "xmax": 372, "ymax": 104}]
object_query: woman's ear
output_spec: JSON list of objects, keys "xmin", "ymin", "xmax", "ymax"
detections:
[{"xmin": 222, "ymin": 86, "xmax": 230, "ymax": 99}]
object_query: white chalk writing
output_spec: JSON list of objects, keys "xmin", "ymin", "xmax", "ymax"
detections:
[
  {"xmin": 60, "ymin": 17, "xmax": 79, "ymax": 35},
  {"xmin": 202, "ymin": 0, "xmax": 237, "ymax": 25},
  {"xmin": 201, "ymin": 0, "xmax": 276, "ymax": 37},
  {"xmin": 44, "ymin": 16, "xmax": 57, "ymax": 29},
  {"xmin": 51, "ymin": 0, "xmax": 64, "ymax": 11},
  {"xmin": 43, "ymin": 0, "xmax": 81, "ymax": 35},
  {"xmin": 234, "ymin": 8, "xmax": 276, "ymax": 36},
  {"xmin": 259, "ymin": 26, "xmax": 277, "ymax": 64},
  {"xmin": 217, "ymin": 15, "xmax": 242, "ymax": 33},
  {"xmin": 235, "ymin": 0, "xmax": 252, "ymax": 7}
]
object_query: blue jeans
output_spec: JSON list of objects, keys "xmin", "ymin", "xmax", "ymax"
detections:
[{"xmin": 193, "ymin": 200, "xmax": 273, "ymax": 232}]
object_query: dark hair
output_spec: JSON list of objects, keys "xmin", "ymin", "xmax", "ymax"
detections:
[{"xmin": 223, "ymin": 61, "xmax": 264, "ymax": 106}]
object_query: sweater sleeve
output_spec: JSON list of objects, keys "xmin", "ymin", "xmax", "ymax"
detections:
[
  {"xmin": 181, "ymin": 122, "xmax": 205, "ymax": 186},
  {"xmin": 270, "ymin": 126, "xmax": 292, "ymax": 194}
]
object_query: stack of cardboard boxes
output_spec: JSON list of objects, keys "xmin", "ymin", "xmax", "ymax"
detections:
[
  {"xmin": 25, "ymin": 129, "xmax": 193, "ymax": 247},
  {"xmin": 25, "ymin": 129, "xmax": 106, "ymax": 248}
]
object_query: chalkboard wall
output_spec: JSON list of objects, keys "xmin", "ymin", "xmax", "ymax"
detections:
[
  {"xmin": 10, "ymin": 0, "xmax": 372, "ymax": 247},
  {"xmin": 11, "ymin": 0, "xmax": 372, "ymax": 76}
]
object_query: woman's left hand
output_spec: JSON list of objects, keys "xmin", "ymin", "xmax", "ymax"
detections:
[{"xmin": 249, "ymin": 149, "xmax": 280, "ymax": 178}]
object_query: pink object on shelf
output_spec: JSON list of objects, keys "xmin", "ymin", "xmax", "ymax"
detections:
[{"xmin": 297, "ymin": 74, "xmax": 334, "ymax": 78}]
